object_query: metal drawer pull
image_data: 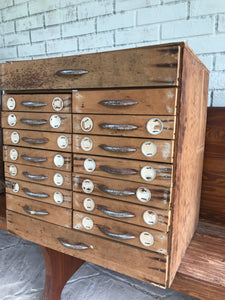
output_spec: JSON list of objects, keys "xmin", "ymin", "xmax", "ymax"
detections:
[
  {"xmin": 98, "ymin": 184, "xmax": 135, "ymax": 196},
  {"xmin": 97, "ymin": 205, "xmax": 135, "ymax": 218},
  {"xmin": 21, "ymin": 101, "xmax": 47, "ymax": 107},
  {"xmin": 99, "ymin": 144, "xmax": 136, "ymax": 153},
  {"xmin": 21, "ymin": 154, "xmax": 47, "ymax": 163},
  {"xmin": 99, "ymin": 100, "xmax": 138, "ymax": 107},
  {"xmin": 99, "ymin": 123, "xmax": 138, "ymax": 131},
  {"xmin": 58, "ymin": 238, "xmax": 89, "ymax": 250},
  {"xmin": 100, "ymin": 165, "xmax": 138, "ymax": 175},
  {"xmin": 22, "ymin": 188, "xmax": 49, "ymax": 198},
  {"xmin": 56, "ymin": 69, "xmax": 88, "ymax": 76},
  {"xmin": 22, "ymin": 172, "xmax": 48, "ymax": 181},
  {"xmin": 20, "ymin": 118, "xmax": 47, "ymax": 125},
  {"xmin": 22, "ymin": 137, "xmax": 49, "ymax": 144},
  {"xmin": 23, "ymin": 205, "xmax": 49, "ymax": 216},
  {"xmin": 98, "ymin": 226, "xmax": 136, "ymax": 240}
]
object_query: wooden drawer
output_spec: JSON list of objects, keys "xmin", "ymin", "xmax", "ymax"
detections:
[
  {"xmin": 2, "ymin": 94, "xmax": 71, "ymax": 113},
  {"xmin": 73, "ymin": 193, "xmax": 169, "ymax": 232},
  {"xmin": 73, "ymin": 88, "xmax": 178, "ymax": 115},
  {"xmin": 3, "ymin": 129, "xmax": 72, "ymax": 152},
  {"xmin": 73, "ymin": 114, "xmax": 176, "ymax": 139},
  {"xmin": 73, "ymin": 173, "xmax": 171, "ymax": 210},
  {"xmin": 73, "ymin": 211, "xmax": 168, "ymax": 254},
  {"xmin": 7, "ymin": 194, "xmax": 71, "ymax": 228},
  {"xmin": 4, "ymin": 146, "xmax": 72, "ymax": 172},
  {"xmin": 5, "ymin": 178, "xmax": 72, "ymax": 208},
  {"xmin": 2, "ymin": 112, "xmax": 72, "ymax": 133},
  {"xmin": 1, "ymin": 45, "xmax": 180, "ymax": 90},
  {"xmin": 5, "ymin": 163, "xmax": 72, "ymax": 189},
  {"xmin": 7, "ymin": 211, "xmax": 167, "ymax": 287},
  {"xmin": 73, "ymin": 135, "xmax": 174, "ymax": 163},
  {"xmin": 73, "ymin": 154, "xmax": 173, "ymax": 187}
]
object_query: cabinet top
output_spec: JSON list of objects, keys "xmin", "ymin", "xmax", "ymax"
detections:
[{"xmin": 0, "ymin": 42, "xmax": 208, "ymax": 92}]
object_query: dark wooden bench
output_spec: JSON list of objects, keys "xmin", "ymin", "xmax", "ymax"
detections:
[{"xmin": 1, "ymin": 107, "xmax": 225, "ymax": 300}]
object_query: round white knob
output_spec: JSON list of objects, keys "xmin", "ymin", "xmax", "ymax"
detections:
[
  {"xmin": 7, "ymin": 97, "xmax": 16, "ymax": 110},
  {"xmin": 53, "ymin": 173, "xmax": 64, "ymax": 186},
  {"xmin": 139, "ymin": 232, "xmax": 154, "ymax": 247},
  {"xmin": 50, "ymin": 114, "xmax": 61, "ymax": 128},
  {"xmin": 57, "ymin": 135, "xmax": 69, "ymax": 149},
  {"xmin": 11, "ymin": 181, "xmax": 19, "ymax": 193},
  {"xmin": 53, "ymin": 191, "xmax": 64, "ymax": 204},
  {"xmin": 80, "ymin": 117, "xmax": 93, "ymax": 132},
  {"xmin": 136, "ymin": 187, "xmax": 151, "ymax": 203},
  {"xmin": 9, "ymin": 164, "xmax": 17, "ymax": 176},
  {"xmin": 140, "ymin": 166, "xmax": 156, "ymax": 182},
  {"xmin": 82, "ymin": 179, "xmax": 94, "ymax": 194},
  {"xmin": 11, "ymin": 132, "xmax": 20, "ymax": 144},
  {"xmin": 82, "ymin": 216, "xmax": 94, "ymax": 230},
  {"xmin": 146, "ymin": 118, "xmax": 163, "ymax": 135},
  {"xmin": 9, "ymin": 148, "xmax": 18, "ymax": 161},
  {"xmin": 141, "ymin": 141, "xmax": 157, "ymax": 157},
  {"xmin": 52, "ymin": 97, "xmax": 63, "ymax": 111},
  {"xmin": 53, "ymin": 154, "xmax": 64, "ymax": 167},
  {"xmin": 83, "ymin": 197, "xmax": 95, "ymax": 211},
  {"xmin": 80, "ymin": 137, "xmax": 93, "ymax": 152},
  {"xmin": 83, "ymin": 158, "xmax": 96, "ymax": 172},
  {"xmin": 143, "ymin": 210, "xmax": 158, "ymax": 225},
  {"xmin": 8, "ymin": 114, "xmax": 17, "ymax": 126}
]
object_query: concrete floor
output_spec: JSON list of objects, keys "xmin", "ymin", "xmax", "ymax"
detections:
[{"xmin": 0, "ymin": 229, "xmax": 198, "ymax": 300}]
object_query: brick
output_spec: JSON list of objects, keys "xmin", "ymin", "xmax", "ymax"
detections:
[
  {"xmin": 46, "ymin": 38, "xmax": 77, "ymax": 54},
  {"xmin": 0, "ymin": 0, "xmax": 13, "ymax": 9},
  {"xmin": 60, "ymin": 0, "xmax": 90, "ymax": 8},
  {"xmin": 190, "ymin": 0, "xmax": 225, "ymax": 17},
  {"xmin": 5, "ymin": 31, "xmax": 29, "ymax": 46},
  {"xmin": 162, "ymin": 17, "xmax": 213, "ymax": 39},
  {"xmin": 116, "ymin": 0, "xmax": 160, "ymax": 11},
  {"xmin": 45, "ymin": 6, "xmax": 77, "ymax": 26},
  {"xmin": 209, "ymin": 71, "xmax": 225, "ymax": 89},
  {"xmin": 218, "ymin": 14, "xmax": 225, "ymax": 32},
  {"xmin": 78, "ymin": 0, "xmax": 113, "ymax": 19},
  {"xmin": 0, "ymin": 21, "xmax": 15, "ymax": 35},
  {"xmin": 213, "ymin": 90, "xmax": 225, "ymax": 106},
  {"xmin": 79, "ymin": 32, "xmax": 113, "ymax": 50},
  {"xmin": 215, "ymin": 54, "xmax": 225, "ymax": 71},
  {"xmin": 97, "ymin": 11, "xmax": 135, "ymax": 32},
  {"xmin": 16, "ymin": 15, "xmax": 43, "ymax": 31},
  {"xmin": 198, "ymin": 54, "xmax": 214, "ymax": 71},
  {"xmin": 116, "ymin": 25, "xmax": 159, "ymax": 45},
  {"xmin": 3, "ymin": 3, "xmax": 28, "ymax": 21},
  {"xmin": 18, "ymin": 42, "xmax": 45, "ymax": 57},
  {"xmin": 187, "ymin": 34, "xmax": 225, "ymax": 54},
  {"xmin": 137, "ymin": 2, "xmax": 187, "ymax": 25},
  {"xmin": 29, "ymin": 0, "xmax": 60, "ymax": 15},
  {"xmin": 31, "ymin": 26, "xmax": 61, "ymax": 42},
  {"xmin": 0, "ymin": 46, "xmax": 17, "ymax": 60},
  {"xmin": 14, "ymin": 0, "xmax": 28, "ymax": 4},
  {"xmin": 0, "ymin": 36, "xmax": 4, "ymax": 47},
  {"xmin": 62, "ymin": 19, "xmax": 95, "ymax": 37}
]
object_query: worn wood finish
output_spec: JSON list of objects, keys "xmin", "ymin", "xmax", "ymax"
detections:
[
  {"xmin": 3, "ymin": 129, "xmax": 72, "ymax": 152},
  {"xmin": 168, "ymin": 47, "xmax": 209, "ymax": 286},
  {"xmin": 2, "ymin": 112, "xmax": 72, "ymax": 133},
  {"xmin": 2, "ymin": 94, "xmax": 72, "ymax": 113},
  {"xmin": 5, "ymin": 178, "xmax": 72, "ymax": 208},
  {"xmin": 4, "ymin": 146, "xmax": 72, "ymax": 172},
  {"xmin": 7, "ymin": 211, "xmax": 167, "ymax": 286},
  {"xmin": 7, "ymin": 194, "xmax": 72, "ymax": 228},
  {"xmin": 73, "ymin": 174, "xmax": 171, "ymax": 209},
  {"xmin": 73, "ymin": 88, "xmax": 178, "ymax": 115},
  {"xmin": 73, "ymin": 154, "xmax": 173, "ymax": 187},
  {"xmin": 73, "ymin": 193, "xmax": 169, "ymax": 231},
  {"xmin": 73, "ymin": 114, "xmax": 175, "ymax": 139},
  {"xmin": 200, "ymin": 107, "xmax": 225, "ymax": 225},
  {"xmin": 73, "ymin": 134, "xmax": 174, "ymax": 163},
  {"xmin": 40, "ymin": 246, "xmax": 84, "ymax": 300},
  {"xmin": 0, "ymin": 44, "xmax": 181, "ymax": 91},
  {"xmin": 0, "ymin": 193, "xmax": 6, "ymax": 230},
  {"xmin": 5, "ymin": 162, "xmax": 72, "ymax": 190}
]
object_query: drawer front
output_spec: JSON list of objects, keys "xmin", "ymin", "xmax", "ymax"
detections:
[
  {"xmin": 3, "ymin": 129, "xmax": 72, "ymax": 152},
  {"xmin": 73, "ymin": 154, "xmax": 173, "ymax": 187},
  {"xmin": 7, "ymin": 211, "xmax": 167, "ymax": 287},
  {"xmin": 1, "ymin": 45, "xmax": 180, "ymax": 90},
  {"xmin": 73, "ymin": 193, "xmax": 169, "ymax": 232},
  {"xmin": 2, "ymin": 112, "xmax": 72, "ymax": 133},
  {"xmin": 73, "ymin": 211, "xmax": 168, "ymax": 254},
  {"xmin": 5, "ymin": 178, "xmax": 72, "ymax": 208},
  {"xmin": 7, "ymin": 194, "xmax": 71, "ymax": 228},
  {"xmin": 5, "ymin": 163, "xmax": 72, "ymax": 189},
  {"xmin": 73, "ymin": 88, "xmax": 178, "ymax": 115},
  {"xmin": 73, "ymin": 173, "xmax": 171, "ymax": 210},
  {"xmin": 73, "ymin": 114, "xmax": 176, "ymax": 139},
  {"xmin": 2, "ymin": 94, "xmax": 71, "ymax": 113},
  {"xmin": 4, "ymin": 146, "xmax": 72, "ymax": 171},
  {"xmin": 73, "ymin": 135, "xmax": 174, "ymax": 163}
]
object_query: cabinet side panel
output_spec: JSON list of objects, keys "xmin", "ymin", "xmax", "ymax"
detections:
[{"xmin": 168, "ymin": 47, "xmax": 209, "ymax": 286}]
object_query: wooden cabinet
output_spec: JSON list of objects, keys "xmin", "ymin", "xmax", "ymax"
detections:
[{"xmin": 1, "ymin": 42, "xmax": 209, "ymax": 288}]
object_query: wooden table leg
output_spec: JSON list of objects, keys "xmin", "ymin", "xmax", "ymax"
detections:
[{"xmin": 40, "ymin": 246, "xmax": 84, "ymax": 300}]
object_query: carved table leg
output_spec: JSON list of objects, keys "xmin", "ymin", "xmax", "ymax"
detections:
[{"xmin": 40, "ymin": 246, "xmax": 84, "ymax": 300}]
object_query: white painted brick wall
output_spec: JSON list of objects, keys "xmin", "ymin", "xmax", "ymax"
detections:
[{"xmin": 0, "ymin": 0, "xmax": 224, "ymax": 107}]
